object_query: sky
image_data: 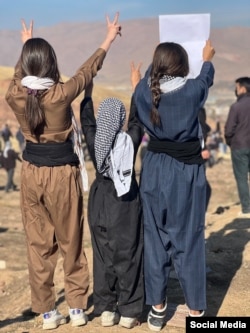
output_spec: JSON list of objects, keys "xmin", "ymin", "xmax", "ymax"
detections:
[{"xmin": 0, "ymin": 0, "xmax": 249, "ymax": 30}]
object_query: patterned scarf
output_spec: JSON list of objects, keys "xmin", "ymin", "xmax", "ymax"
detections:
[
  {"xmin": 94, "ymin": 97, "xmax": 134, "ymax": 196},
  {"xmin": 70, "ymin": 109, "xmax": 88, "ymax": 191},
  {"xmin": 160, "ymin": 76, "xmax": 187, "ymax": 93},
  {"xmin": 148, "ymin": 75, "xmax": 187, "ymax": 93}
]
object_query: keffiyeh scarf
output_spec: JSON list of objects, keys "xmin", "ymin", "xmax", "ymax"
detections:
[
  {"xmin": 148, "ymin": 75, "xmax": 187, "ymax": 93},
  {"xmin": 21, "ymin": 75, "xmax": 88, "ymax": 191},
  {"xmin": 94, "ymin": 97, "xmax": 134, "ymax": 197},
  {"xmin": 70, "ymin": 109, "xmax": 88, "ymax": 191}
]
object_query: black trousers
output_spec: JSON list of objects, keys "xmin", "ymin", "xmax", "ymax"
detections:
[
  {"xmin": 5, "ymin": 168, "xmax": 15, "ymax": 192},
  {"xmin": 87, "ymin": 176, "xmax": 144, "ymax": 318}
]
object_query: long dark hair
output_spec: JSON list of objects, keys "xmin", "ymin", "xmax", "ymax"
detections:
[
  {"xmin": 150, "ymin": 42, "xmax": 189, "ymax": 126},
  {"xmin": 21, "ymin": 38, "xmax": 61, "ymax": 140}
]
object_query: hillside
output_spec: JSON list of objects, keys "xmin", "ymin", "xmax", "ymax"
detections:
[
  {"xmin": 1, "ymin": 19, "xmax": 250, "ymax": 129},
  {"xmin": 0, "ymin": 18, "xmax": 249, "ymax": 90}
]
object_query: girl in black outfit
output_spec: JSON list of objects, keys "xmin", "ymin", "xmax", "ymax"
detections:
[{"xmin": 80, "ymin": 75, "xmax": 144, "ymax": 329}]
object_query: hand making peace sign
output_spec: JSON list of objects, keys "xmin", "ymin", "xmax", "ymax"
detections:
[{"xmin": 21, "ymin": 19, "xmax": 33, "ymax": 44}]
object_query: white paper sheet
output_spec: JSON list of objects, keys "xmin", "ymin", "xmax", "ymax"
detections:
[{"xmin": 159, "ymin": 14, "xmax": 210, "ymax": 78}]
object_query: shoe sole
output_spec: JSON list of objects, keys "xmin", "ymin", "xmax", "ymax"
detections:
[
  {"xmin": 101, "ymin": 315, "xmax": 119, "ymax": 326},
  {"xmin": 119, "ymin": 323, "xmax": 136, "ymax": 329},
  {"xmin": 102, "ymin": 322, "xmax": 115, "ymax": 327},
  {"xmin": 102, "ymin": 320, "xmax": 119, "ymax": 327},
  {"xmin": 71, "ymin": 317, "xmax": 88, "ymax": 327},
  {"xmin": 119, "ymin": 318, "xmax": 137, "ymax": 329},
  {"xmin": 147, "ymin": 318, "xmax": 162, "ymax": 332},
  {"xmin": 43, "ymin": 318, "xmax": 66, "ymax": 330}
]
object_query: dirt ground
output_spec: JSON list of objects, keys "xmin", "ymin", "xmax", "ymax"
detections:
[{"xmin": 0, "ymin": 144, "xmax": 250, "ymax": 333}]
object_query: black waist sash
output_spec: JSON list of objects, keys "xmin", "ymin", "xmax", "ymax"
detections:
[
  {"xmin": 148, "ymin": 137, "xmax": 204, "ymax": 165},
  {"xmin": 23, "ymin": 141, "xmax": 79, "ymax": 167}
]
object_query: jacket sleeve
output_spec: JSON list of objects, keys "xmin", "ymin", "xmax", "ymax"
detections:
[
  {"xmin": 127, "ymin": 95, "xmax": 144, "ymax": 155},
  {"xmin": 80, "ymin": 97, "xmax": 97, "ymax": 167},
  {"xmin": 62, "ymin": 49, "xmax": 106, "ymax": 104},
  {"xmin": 196, "ymin": 62, "xmax": 215, "ymax": 108},
  {"xmin": 224, "ymin": 104, "xmax": 238, "ymax": 146},
  {"xmin": 5, "ymin": 59, "xmax": 24, "ymax": 110}
]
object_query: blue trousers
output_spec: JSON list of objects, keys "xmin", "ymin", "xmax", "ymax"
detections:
[{"xmin": 140, "ymin": 151, "xmax": 207, "ymax": 311}]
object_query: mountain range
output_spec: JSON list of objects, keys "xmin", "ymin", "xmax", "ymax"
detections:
[
  {"xmin": 0, "ymin": 18, "xmax": 249, "ymax": 128},
  {"xmin": 1, "ymin": 18, "xmax": 249, "ymax": 90}
]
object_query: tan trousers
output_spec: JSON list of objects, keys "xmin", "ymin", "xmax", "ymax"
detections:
[{"xmin": 20, "ymin": 161, "xmax": 89, "ymax": 314}]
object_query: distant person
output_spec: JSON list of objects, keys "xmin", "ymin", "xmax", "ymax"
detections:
[
  {"xmin": 16, "ymin": 126, "xmax": 26, "ymax": 152},
  {"xmin": 0, "ymin": 124, "xmax": 13, "ymax": 143},
  {"xmin": 224, "ymin": 77, "xmax": 250, "ymax": 217},
  {"xmin": 80, "ymin": 66, "xmax": 144, "ymax": 329},
  {"xmin": 5, "ymin": 15, "xmax": 121, "ymax": 330},
  {"xmin": 0, "ymin": 141, "xmax": 21, "ymax": 192},
  {"xmin": 199, "ymin": 107, "xmax": 212, "ymax": 211},
  {"xmin": 132, "ymin": 40, "xmax": 215, "ymax": 331}
]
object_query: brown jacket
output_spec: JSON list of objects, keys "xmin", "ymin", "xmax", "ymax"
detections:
[{"xmin": 5, "ymin": 48, "xmax": 106, "ymax": 143}]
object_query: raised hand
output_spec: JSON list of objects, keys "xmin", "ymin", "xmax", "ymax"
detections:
[
  {"xmin": 130, "ymin": 61, "xmax": 142, "ymax": 91},
  {"xmin": 21, "ymin": 19, "xmax": 33, "ymax": 44},
  {"xmin": 105, "ymin": 12, "xmax": 122, "ymax": 42},
  {"xmin": 203, "ymin": 39, "xmax": 215, "ymax": 62}
]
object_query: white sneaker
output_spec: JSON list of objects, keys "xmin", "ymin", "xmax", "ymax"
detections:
[
  {"xmin": 69, "ymin": 308, "xmax": 88, "ymax": 327},
  {"xmin": 119, "ymin": 316, "xmax": 138, "ymax": 329},
  {"xmin": 42, "ymin": 309, "xmax": 66, "ymax": 330},
  {"xmin": 101, "ymin": 311, "xmax": 120, "ymax": 326}
]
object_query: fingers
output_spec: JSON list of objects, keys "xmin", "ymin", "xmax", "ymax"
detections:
[
  {"xmin": 21, "ymin": 19, "xmax": 27, "ymax": 31},
  {"xmin": 205, "ymin": 39, "xmax": 214, "ymax": 50},
  {"xmin": 20, "ymin": 18, "xmax": 34, "ymax": 44},
  {"xmin": 106, "ymin": 12, "xmax": 119, "ymax": 25},
  {"xmin": 106, "ymin": 12, "xmax": 121, "ymax": 36},
  {"xmin": 207, "ymin": 40, "xmax": 215, "ymax": 55},
  {"xmin": 29, "ymin": 20, "xmax": 34, "ymax": 32},
  {"xmin": 131, "ymin": 61, "xmax": 142, "ymax": 72},
  {"xmin": 136, "ymin": 62, "xmax": 142, "ymax": 71},
  {"xmin": 21, "ymin": 19, "xmax": 33, "ymax": 32},
  {"xmin": 106, "ymin": 14, "xmax": 110, "ymax": 25},
  {"xmin": 112, "ymin": 12, "xmax": 120, "ymax": 25},
  {"xmin": 203, "ymin": 39, "xmax": 215, "ymax": 61}
]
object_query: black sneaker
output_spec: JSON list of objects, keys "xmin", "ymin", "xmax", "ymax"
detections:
[{"xmin": 147, "ymin": 303, "xmax": 167, "ymax": 332}]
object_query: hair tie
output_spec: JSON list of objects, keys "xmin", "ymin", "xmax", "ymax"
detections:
[{"xmin": 27, "ymin": 88, "xmax": 38, "ymax": 96}]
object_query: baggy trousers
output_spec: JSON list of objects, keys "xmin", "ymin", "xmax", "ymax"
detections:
[
  {"xmin": 140, "ymin": 151, "xmax": 207, "ymax": 311},
  {"xmin": 20, "ymin": 161, "xmax": 89, "ymax": 314},
  {"xmin": 87, "ymin": 176, "xmax": 144, "ymax": 318}
]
